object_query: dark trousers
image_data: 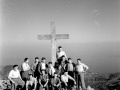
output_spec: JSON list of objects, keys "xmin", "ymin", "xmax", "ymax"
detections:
[
  {"xmin": 52, "ymin": 85, "xmax": 61, "ymax": 90},
  {"xmin": 21, "ymin": 71, "xmax": 30, "ymax": 82},
  {"xmin": 39, "ymin": 81, "xmax": 48, "ymax": 90},
  {"xmin": 27, "ymin": 84, "xmax": 35, "ymax": 90},
  {"xmin": 61, "ymin": 82, "xmax": 68, "ymax": 90},
  {"xmin": 68, "ymin": 71, "xmax": 74, "ymax": 78}
]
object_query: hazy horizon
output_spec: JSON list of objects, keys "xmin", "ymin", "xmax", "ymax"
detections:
[
  {"xmin": 1, "ymin": 41, "xmax": 120, "ymax": 74},
  {"xmin": 0, "ymin": 0, "xmax": 120, "ymax": 74}
]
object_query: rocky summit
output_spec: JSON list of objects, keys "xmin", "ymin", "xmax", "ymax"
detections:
[{"xmin": 0, "ymin": 65, "xmax": 120, "ymax": 90}]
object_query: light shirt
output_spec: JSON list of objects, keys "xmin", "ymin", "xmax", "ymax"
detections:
[
  {"xmin": 41, "ymin": 62, "xmax": 46, "ymax": 70},
  {"xmin": 57, "ymin": 51, "xmax": 67, "ymax": 59},
  {"xmin": 67, "ymin": 63, "xmax": 73, "ymax": 71},
  {"xmin": 76, "ymin": 62, "xmax": 89, "ymax": 72},
  {"xmin": 22, "ymin": 62, "xmax": 30, "ymax": 71},
  {"xmin": 61, "ymin": 75, "xmax": 69, "ymax": 83},
  {"xmin": 31, "ymin": 62, "xmax": 38, "ymax": 71},
  {"xmin": 8, "ymin": 70, "xmax": 21, "ymax": 78},
  {"xmin": 49, "ymin": 66, "xmax": 55, "ymax": 75}
]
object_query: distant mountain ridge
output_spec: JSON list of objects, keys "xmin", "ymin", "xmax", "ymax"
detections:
[{"xmin": 0, "ymin": 65, "xmax": 13, "ymax": 78}]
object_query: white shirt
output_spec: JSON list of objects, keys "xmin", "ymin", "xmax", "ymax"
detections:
[
  {"xmin": 76, "ymin": 62, "xmax": 89, "ymax": 72},
  {"xmin": 41, "ymin": 62, "xmax": 46, "ymax": 70},
  {"xmin": 22, "ymin": 62, "xmax": 30, "ymax": 71},
  {"xmin": 57, "ymin": 51, "xmax": 67, "ymax": 59},
  {"xmin": 61, "ymin": 75, "xmax": 69, "ymax": 83},
  {"xmin": 8, "ymin": 70, "xmax": 21, "ymax": 78},
  {"xmin": 67, "ymin": 63, "xmax": 73, "ymax": 71},
  {"xmin": 49, "ymin": 66, "xmax": 55, "ymax": 75}
]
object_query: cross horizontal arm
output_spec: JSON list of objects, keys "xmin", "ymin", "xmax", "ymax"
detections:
[
  {"xmin": 56, "ymin": 34, "xmax": 69, "ymax": 39},
  {"xmin": 38, "ymin": 34, "xmax": 69, "ymax": 40},
  {"xmin": 38, "ymin": 35, "xmax": 51, "ymax": 40}
]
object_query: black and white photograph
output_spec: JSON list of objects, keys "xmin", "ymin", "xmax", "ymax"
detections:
[{"xmin": 0, "ymin": 0, "xmax": 120, "ymax": 90}]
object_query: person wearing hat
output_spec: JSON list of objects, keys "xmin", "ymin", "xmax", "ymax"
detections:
[
  {"xmin": 76, "ymin": 58, "xmax": 89, "ymax": 90},
  {"xmin": 26, "ymin": 73, "xmax": 37, "ymax": 90}
]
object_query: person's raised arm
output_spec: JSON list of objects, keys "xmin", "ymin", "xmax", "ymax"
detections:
[
  {"xmin": 64, "ymin": 52, "xmax": 67, "ymax": 60},
  {"xmin": 82, "ymin": 63, "xmax": 89, "ymax": 72}
]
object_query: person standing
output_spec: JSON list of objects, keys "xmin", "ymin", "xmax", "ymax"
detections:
[
  {"xmin": 8, "ymin": 65, "xmax": 25, "ymax": 90},
  {"xmin": 65, "ymin": 58, "xmax": 74, "ymax": 78},
  {"xmin": 21, "ymin": 58, "xmax": 31, "ymax": 82},
  {"xmin": 36, "ymin": 57, "xmax": 48, "ymax": 80},
  {"xmin": 65, "ymin": 58, "xmax": 76, "ymax": 88},
  {"xmin": 31, "ymin": 57, "xmax": 39, "ymax": 77},
  {"xmin": 76, "ymin": 58, "xmax": 89, "ymax": 90}
]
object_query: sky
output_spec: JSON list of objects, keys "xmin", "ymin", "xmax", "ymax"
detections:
[{"xmin": 0, "ymin": 0, "xmax": 120, "ymax": 74}]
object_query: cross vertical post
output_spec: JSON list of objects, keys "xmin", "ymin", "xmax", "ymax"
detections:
[
  {"xmin": 51, "ymin": 22, "xmax": 56, "ymax": 65},
  {"xmin": 37, "ymin": 22, "xmax": 69, "ymax": 65}
]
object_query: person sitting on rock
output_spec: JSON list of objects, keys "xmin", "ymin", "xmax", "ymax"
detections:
[
  {"xmin": 26, "ymin": 73, "xmax": 37, "ymax": 90},
  {"xmin": 61, "ymin": 71, "xmax": 76, "ymax": 90},
  {"xmin": 8, "ymin": 65, "xmax": 25, "ymax": 90},
  {"xmin": 39, "ymin": 70, "xmax": 49, "ymax": 90},
  {"xmin": 51, "ymin": 73, "xmax": 61, "ymax": 90}
]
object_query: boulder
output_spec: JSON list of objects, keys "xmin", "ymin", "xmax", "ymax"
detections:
[{"xmin": 87, "ymin": 86, "xmax": 94, "ymax": 90}]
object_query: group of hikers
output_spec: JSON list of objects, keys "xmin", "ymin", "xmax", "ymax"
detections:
[{"xmin": 8, "ymin": 46, "xmax": 89, "ymax": 90}]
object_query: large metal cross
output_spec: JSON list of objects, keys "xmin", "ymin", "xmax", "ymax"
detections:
[{"xmin": 38, "ymin": 22, "xmax": 69, "ymax": 65}]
